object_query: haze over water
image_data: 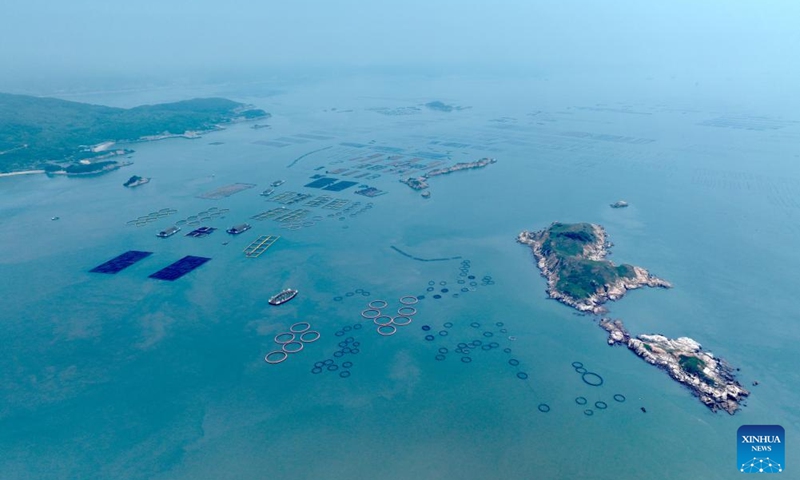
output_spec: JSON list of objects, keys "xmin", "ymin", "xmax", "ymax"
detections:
[{"xmin": 2, "ymin": 2, "xmax": 800, "ymax": 479}]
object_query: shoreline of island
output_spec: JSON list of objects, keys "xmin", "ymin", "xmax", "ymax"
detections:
[
  {"xmin": 517, "ymin": 222, "xmax": 748, "ymax": 414},
  {"xmin": 400, "ymin": 157, "xmax": 496, "ymax": 192},
  {"xmin": 0, "ymin": 94, "xmax": 270, "ymax": 177},
  {"xmin": 517, "ymin": 223, "xmax": 671, "ymax": 314},
  {"xmin": 599, "ymin": 318, "xmax": 749, "ymax": 414}
]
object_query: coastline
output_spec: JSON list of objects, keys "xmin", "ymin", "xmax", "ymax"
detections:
[
  {"xmin": 599, "ymin": 318, "xmax": 749, "ymax": 414},
  {"xmin": 517, "ymin": 223, "xmax": 671, "ymax": 314},
  {"xmin": 401, "ymin": 157, "xmax": 496, "ymax": 191},
  {"xmin": 518, "ymin": 222, "xmax": 747, "ymax": 414},
  {"xmin": 0, "ymin": 169, "xmax": 45, "ymax": 178}
]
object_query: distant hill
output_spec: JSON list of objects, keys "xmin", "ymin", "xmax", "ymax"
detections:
[{"xmin": 0, "ymin": 93, "xmax": 269, "ymax": 172}]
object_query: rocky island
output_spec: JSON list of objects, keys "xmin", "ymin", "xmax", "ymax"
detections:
[
  {"xmin": 401, "ymin": 157, "xmax": 496, "ymax": 192},
  {"xmin": 0, "ymin": 93, "xmax": 269, "ymax": 174},
  {"xmin": 517, "ymin": 222, "xmax": 671, "ymax": 314},
  {"xmin": 518, "ymin": 222, "xmax": 747, "ymax": 414},
  {"xmin": 47, "ymin": 159, "xmax": 133, "ymax": 176},
  {"xmin": 123, "ymin": 175, "xmax": 150, "ymax": 187},
  {"xmin": 423, "ymin": 100, "xmax": 469, "ymax": 112},
  {"xmin": 599, "ymin": 319, "xmax": 749, "ymax": 414}
]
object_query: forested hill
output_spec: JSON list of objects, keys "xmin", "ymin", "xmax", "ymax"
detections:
[{"xmin": 0, "ymin": 93, "xmax": 268, "ymax": 172}]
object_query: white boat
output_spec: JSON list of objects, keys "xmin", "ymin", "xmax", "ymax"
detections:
[{"xmin": 269, "ymin": 288, "xmax": 298, "ymax": 306}]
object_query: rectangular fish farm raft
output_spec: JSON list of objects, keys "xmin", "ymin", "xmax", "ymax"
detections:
[
  {"xmin": 305, "ymin": 177, "xmax": 339, "ymax": 189},
  {"xmin": 185, "ymin": 226, "xmax": 216, "ymax": 237},
  {"xmin": 148, "ymin": 256, "xmax": 211, "ymax": 281},
  {"xmin": 90, "ymin": 250, "xmax": 153, "ymax": 274},
  {"xmin": 196, "ymin": 183, "xmax": 256, "ymax": 199},
  {"xmin": 323, "ymin": 180, "xmax": 358, "ymax": 191},
  {"xmin": 243, "ymin": 235, "xmax": 280, "ymax": 258},
  {"xmin": 251, "ymin": 208, "xmax": 289, "ymax": 221},
  {"xmin": 269, "ymin": 191, "xmax": 313, "ymax": 205}
]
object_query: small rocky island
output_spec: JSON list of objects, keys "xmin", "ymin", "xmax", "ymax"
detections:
[
  {"xmin": 123, "ymin": 175, "xmax": 150, "ymax": 187},
  {"xmin": 517, "ymin": 222, "xmax": 671, "ymax": 314},
  {"xmin": 424, "ymin": 100, "xmax": 469, "ymax": 112},
  {"xmin": 599, "ymin": 319, "xmax": 749, "ymax": 414},
  {"xmin": 401, "ymin": 157, "xmax": 496, "ymax": 192}
]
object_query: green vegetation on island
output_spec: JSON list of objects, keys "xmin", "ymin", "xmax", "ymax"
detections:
[
  {"xmin": 518, "ymin": 222, "xmax": 671, "ymax": 313},
  {"xmin": 679, "ymin": 355, "xmax": 715, "ymax": 386},
  {"xmin": 0, "ymin": 93, "xmax": 269, "ymax": 173},
  {"xmin": 538, "ymin": 223, "xmax": 638, "ymax": 300},
  {"xmin": 600, "ymin": 319, "xmax": 748, "ymax": 414}
]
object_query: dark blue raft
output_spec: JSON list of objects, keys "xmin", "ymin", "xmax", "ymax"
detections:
[
  {"xmin": 149, "ymin": 255, "xmax": 211, "ymax": 281},
  {"xmin": 323, "ymin": 180, "xmax": 358, "ymax": 191},
  {"xmin": 304, "ymin": 177, "xmax": 338, "ymax": 188},
  {"xmin": 90, "ymin": 250, "xmax": 153, "ymax": 274}
]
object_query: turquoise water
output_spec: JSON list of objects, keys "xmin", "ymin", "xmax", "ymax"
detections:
[{"xmin": 1, "ymin": 76, "xmax": 799, "ymax": 479}]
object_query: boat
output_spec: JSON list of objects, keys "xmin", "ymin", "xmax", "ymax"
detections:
[
  {"xmin": 609, "ymin": 200, "xmax": 629, "ymax": 209},
  {"xmin": 421, "ymin": 191, "xmax": 431, "ymax": 199},
  {"xmin": 157, "ymin": 225, "xmax": 180, "ymax": 238},
  {"xmin": 270, "ymin": 179, "xmax": 285, "ymax": 187},
  {"xmin": 260, "ymin": 188, "xmax": 275, "ymax": 197},
  {"xmin": 269, "ymin": 288, "xmax": 298, "ymax": 306},
  {"xmin": 51, "ymin": 216, "xmax": 60, "ymax": 221},
  {"xmin": 226, "ymin": 223, "xmax": 251, "ymax": 235}
]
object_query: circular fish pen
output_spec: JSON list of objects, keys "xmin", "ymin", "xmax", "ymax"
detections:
[
  {"xmin": 582, "ymin": 372, "xmax": 604, "ymax": 387},
  {"xmin": 274, "ymin": 332, "xmax": 295, "ymax": 344},
  {"xmin": 377, "ymin": 324, "xmax": 397, "ymax": 336},
  {"xmin": 265, "ymin": 351, "xmax": 288, "ymax": 364},
  {"xmin": 299, "ymin": 331, "xmax": 320, "ymax": 343},
  {"xmin": 397, "ymin": 307, "xmax": 417, "ymax": 316},
  {"xmin": 392, "ymin": 316, "xmax": 412, "ymax": 326},
  {"xmin": 399, "ymin": 296, "xmax": 418, "ymax": 305},
  {"xmin": 290, "ymin": 322, "xmax": 311, "ymax": 334},
  {"xmin": 361, "ymin": 309, "xmax": 381, "ymax": 319},
  {"xmin": 368, "ymin": 300, "xmax": 388, "ymax": 309},
  {"xmin": 282, "ymin": 341, "xmax": 304, "ymax": 354}
]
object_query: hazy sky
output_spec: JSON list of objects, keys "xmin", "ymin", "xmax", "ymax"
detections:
[{"xmin": 2, "ymin": 1, "xmax": 800, "ymax": 87}]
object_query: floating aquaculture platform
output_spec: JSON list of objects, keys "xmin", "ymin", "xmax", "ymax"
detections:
[
  {"xmin": 175, "ymin": 207, "xmax": 227, "ymax": 227},
  {"xmin": 355, "ymin": 186, "xmax": 387, "ymax": 197},
  {"xmin": 274, "ymin": 208, "xmax": 310, "ymax": 223},
  {"xmin": 244, "ymin": 235, "xmax": 280, "ymax": 258},
  {"xmin": 323, "ymin": 199, "xmax": 349, "ymax": 210},
  {"xmin": 197, "ymin": 183, "xmax": 256, "ymax": 199},
  {"xmin": 324, "ymin": 180, "xmax": 357, "ymax": 191},
  {"xmin": 186, "ymin": 226, "xmax": 216, "ymax": 237},
  {"xmin": 305, "ymin": 177, "xmax": 338, "ymax": 189},
  {"xmin": 149, "ymin": 256, "xmax": 211, "ymax": 281},
  {"xmin": 251, "ymin": 208, "xmax": 289, "ymax": 221},
  {"xmin": 90, "ymin": 250, "xmax": 152, "ymax": 274},
  {"xmin": 126, "ymin": 208, "xmax": 177, "ymax": 227},
  {"xmin": 269, "ymin": 191, "xmax": 313, "ymax": 205},
  {"xmin": 305, "ymin": 195, "xmax": 333, "ymax": 207}
]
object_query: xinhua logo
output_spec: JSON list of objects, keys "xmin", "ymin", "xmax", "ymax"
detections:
[{"xmin": 738, "ymin": 425, "xmax": 785, "ymax": 473}]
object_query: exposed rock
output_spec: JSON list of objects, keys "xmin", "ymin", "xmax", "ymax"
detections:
[
  {"xmin": 517, "ymin": 223, "xmax": 671, "ymax": 314},
  {"xmin": 400, "ymin": 157, "xmax": 496, "ymax": 191},
  {"xmin": 599, "ymin": 318, "xmax": 749, "ymax": 415}
]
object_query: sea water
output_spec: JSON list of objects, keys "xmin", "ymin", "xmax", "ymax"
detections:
[{"xmin": 1, "ymin": 74, "xmax": 799, "ymax": 479}]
